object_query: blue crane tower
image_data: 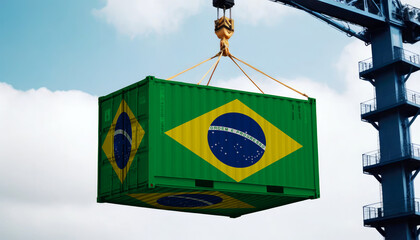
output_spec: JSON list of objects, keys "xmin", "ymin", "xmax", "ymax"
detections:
[{"xmin": 263, "ymin": 0, "xmax": 420, "ymax": 239}]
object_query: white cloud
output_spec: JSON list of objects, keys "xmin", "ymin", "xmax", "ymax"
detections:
[
  {"xmin": 0, "ymin": 84, "xmax": 98, "ymax": 206},
  {"xmin": 93, "ymin": 0, "xmax": 295, "ymax": 37},
  {"xmin": 403, "ymin": 0, "xmax": 419, "ymax": 6},
  {"xmin": 1, "ymin": 40, "xmax": 420, "ymax": 239},
  {"xmin": 92, "ymin": 0, "xmax": 420, "ymax": 38},
  {"xmin": 93, "ymin": 0, "xmax": 205, "ymax": 37},
  {"xmin": 234, "ymin": 0, "xmax": 295, "ymax": 26}
]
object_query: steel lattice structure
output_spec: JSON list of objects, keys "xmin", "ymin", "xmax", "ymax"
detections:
[{"xmin": 267, "ymin": 0, "xmax": 420, "ymax": 239}]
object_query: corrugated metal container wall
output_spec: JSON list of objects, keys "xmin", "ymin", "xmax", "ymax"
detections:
[{"xmin": 98, "ymin": 76, "xmax": 319, "ymax": 217}]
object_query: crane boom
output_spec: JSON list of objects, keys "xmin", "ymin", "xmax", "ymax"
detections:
[
  {"xmin": 270, "ymin": 0, "xmax": 420, "ymax": 43},
  {"xmin": 271, "ymin": 0, "xmax": 386, "ymax": 27}
]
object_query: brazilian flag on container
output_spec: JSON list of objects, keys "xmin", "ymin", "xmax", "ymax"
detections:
[
  {"xmin": 164, "ymin": 99, "xmax": 303, "ymax": 182},
  {"xmin": 98, "ymin": 77, "xmax": 319, "ymax": 217}
]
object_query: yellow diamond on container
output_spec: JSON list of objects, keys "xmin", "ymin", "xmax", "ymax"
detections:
[
  {"xmin": 102, "ymin": 100, "xmax": 145, "ymax": 183},
  {"xmin": 165, "ymin": 99, "xmax": 302, "ymax": 182}
]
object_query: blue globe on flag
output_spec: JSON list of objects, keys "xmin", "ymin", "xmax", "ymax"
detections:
[
  {"xmin": 114, "ymin": 112, "xmax": 132, "ymax": 169},
  {"xmin": 157, "ymin": 194, "xmax": 223, "ymax": 207},
  {"xmin": 208, "ymin": 112, "xmax": 266, "ymax": 168}
]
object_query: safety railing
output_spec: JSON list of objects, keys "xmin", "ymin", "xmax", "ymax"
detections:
[
  {"xmin": 358, "ymin": 47, "xmax": 420, "ymax": 74},
  {"xmin": 362, "ymin": 144, "xmax": 420, "ymax": 168},
  {"xmin": 394, "ymin": 47, "xmax": 420, "ymax": 65},
  {"xmin": 360, "ymin": 98, "xmax": 377, "ymax": 114},
  {"xmin": 363, "ymin": 202, "xmax": 384, "ymax": 220},
  {"xmin": 362, "ymin": 150, "xmax": 380, "ymax": 167},
  {"xmin": 360, "ymin": 89, "xmax": 420, "ymax": 115},
  {"xmin": 411, "ymin": 144, "xmax": 420, "ymax": 159},
  {"xmin": 363, "ymin": 199, "xmax": 420, "ymax": 221},
  {"xmin": 406, "ymin": 89, "xmax": 420, "ymax": 105},
  {"xmin": 358, "ymin": 58, "xmax": 374, "ymax": 73}
]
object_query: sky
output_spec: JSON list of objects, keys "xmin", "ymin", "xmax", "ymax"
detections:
[{"xmin": 1, "ymin": 0, "xmax": 420, "ymax": 239}]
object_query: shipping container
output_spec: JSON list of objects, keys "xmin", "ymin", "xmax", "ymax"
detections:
[{"xmin": 98, "ymin": 76, "xmax": 319, "ymax": 217}]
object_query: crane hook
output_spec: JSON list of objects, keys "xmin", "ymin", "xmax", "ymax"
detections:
[
  {"xmin": 214, "ymin": 0, "xmax": 235, "ymax": 57},
  {"xmin": 215, "ymin": 14, "xmax": 234, "ymax": 56}
]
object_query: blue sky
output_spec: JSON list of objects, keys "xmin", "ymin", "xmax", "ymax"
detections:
[
  {"xmin": 1, "ymin": 1, "xmax": 420, "ymax": 239},
  {"xmin": 0, "ymin": 0, "xmax": 357, "ymax": 95}
]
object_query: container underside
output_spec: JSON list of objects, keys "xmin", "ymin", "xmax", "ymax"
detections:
[{"xmin": 98, "ymin": 185, "xmax": 312, "ymax": 218}]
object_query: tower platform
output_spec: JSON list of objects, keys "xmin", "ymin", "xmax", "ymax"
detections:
[
  {"xmin": 362, "ymin": 144, "xmax": 420, "ymax": 175},
  {"xmin": 360, "ymin": 89, "xmax": 420, "ymax": 122},
  {"xmin": 364, "ymin": 200, "xmax": 420, "ymax": 228},
  {"xmin": 359, "ymin": 47, "xmax": 420, "ymax": 81}
]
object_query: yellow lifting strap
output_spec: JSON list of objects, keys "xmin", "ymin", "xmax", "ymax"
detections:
[
  {"xmin": 197, "ymin": 52, "xmax": 223, "ymax": 85},
  {"xmin": 165, "ymin": 15, "xmax": 309, "ymax": 99},
  {"xmin": 231, "ymin": 55, "xmax": 309, "ymax": 98},
  {"xmin": 207, "ymin": 53, "xmax": 222, "ymax": 86},
  {"xmin": 166, "ymin": 53, "xmax": 219, "ymax": 81},
  {"xmin": 229, "ymin": 55, "xmax": 264, "ymax": 94}
]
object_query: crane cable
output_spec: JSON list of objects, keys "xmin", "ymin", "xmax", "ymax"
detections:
[
  {"xmin": 228, "ymin": 55, "xmax": 264, "ymax": 94},
  {"xmin": 231, "ymin": 55, "xmax": 308, "ymax": 98},
  {"xmin": 166, "ymin": 50, "xmax": 309, "ymax": 98},
  {"xmin": 166, "ymin": 10, "xmax": 309, "ymax": 99},
  {"xmin": 166, "ymin": 53, "xmax": 219, "ymax": 81},
  {"xmin": 207, "ymin": 53, "xmax": 222, "ymax": 86},
  {"xmin": 197, "ymin": 51, "xmax": 223, "ymax": 85}
]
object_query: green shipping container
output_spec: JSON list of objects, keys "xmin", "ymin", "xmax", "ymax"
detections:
[{"xmin": 98, "ymin": 76, "xmax": 319, "ymax": 218}]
